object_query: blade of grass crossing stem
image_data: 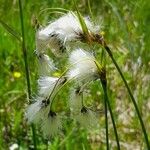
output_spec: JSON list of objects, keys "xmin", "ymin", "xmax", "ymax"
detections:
[
  {"xmin": 18, "ymin": 0, "xmax": 37, "ymax": 149},
  {"xmin": 104, "ymin": 45, "xmax": 150, "ymax": 149}
]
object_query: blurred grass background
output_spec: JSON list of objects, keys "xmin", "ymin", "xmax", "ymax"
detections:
[{"xmin": 0, "ymin": 0, "xmax": 150, "ymax": 149}]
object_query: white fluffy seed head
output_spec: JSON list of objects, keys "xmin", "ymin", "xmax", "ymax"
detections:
[
  {"xmin": 35, "ymin": 31, "xmax": 49, "ymax": 55},
  {"xmin": 36, "ymin": 12, "xmax": 100, "ymax": 56},
  {"xmin": 38, "ymin": 76, "xmax": 59, "ymax": 98},
  {"xmin": 25, "ymin": 97, "xmax": 49, "ymax": 124},
  {"xmin": 69, "ymin": 88, "xmax": 83, "ymax": 113},
  {"xmin": 68, "ymin": 48, "xmax": 99, "ymax": 83},
  {"xmin": 38, "ymin": 76, "xmax": 66, "ymax": 98},
  {"xmin": 74, "ymin": 107, "xmax": 99, "ymax": 129},
  {"xmin": 37, "ymin": 54, "xmax": 56, "ymax": 75},
  {"xmin": 41, "ymin": 113, "xmax": 62, "ymax": 138},
  {"xmin": 36, "ymin": 27, "xmax": 65, "ymax": 57}
]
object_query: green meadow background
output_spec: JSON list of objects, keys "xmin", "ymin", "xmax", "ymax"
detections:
[{"xmin": 0, "ymin": 0, "xmax": 150, "ymax": 149}]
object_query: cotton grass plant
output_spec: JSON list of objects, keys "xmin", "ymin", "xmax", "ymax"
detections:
[
  {"xmin": 0, "ymin": 0, "xmax": 148, "ymax": 149},
  {"xmin": 25, "ymin": 8, "xmax": 150, "ymax": 150}
]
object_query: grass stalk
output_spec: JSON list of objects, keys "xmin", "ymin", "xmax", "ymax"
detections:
[
  {"xmin": 87, "ymin": 0, "xmax": 93, "ymax": 20},
  {"xmin": 101, "ymin": 82, "xmax": 120, "ymax": 149},
  {"xmin": 100, "ymin": 70, "xmax": 120, "ymax": 149},
  {"xmin": 104, "ymin": 44, "xmax": 150, "ymax": 149},
  {"xmin": 18, "ymin": 0, "xmax": 37, "ymax": 149},
  {"xmin": 100, "ymin": 51, "xmax": 109, "ymax": 150},
  {"xmin": 103, "ymin": 86, "xmax": 109, "ymax": 150},
  {"xmin": 18, "ymin": 0, "xmax": 31, "ymax": 98}
]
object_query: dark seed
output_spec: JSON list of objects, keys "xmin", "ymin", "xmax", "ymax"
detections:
[
  {"xmin": 50, "ymin": 33, "xmax": 55, "ymax": 37},
  {"xmin": 48, "ymin": 111, "xmax": 56, "ymax": 117},
  {"xmin": 42, "ymin": 99, "xmax": 46, "ymax": 103},
  {"xmin": 60, "ymin": 45, "xmax": 66, "ymax": 53},
  {"xmin": 81, "ymin": 107, "xmax": 87, "ymax": 113},
  {"xmin": 61, "ymin": 77, "xmax": 67, "ymax": 84}
]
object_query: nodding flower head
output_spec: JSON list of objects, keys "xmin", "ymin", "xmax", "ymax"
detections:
[
  {"xmin": 38, "ymin": 76, "xmax": 67, "ymax": 98},
  {"xmin": 26, "ymin": 96, "xmax": 50, "ymax": 124},
  {"xmin": 36, "ymin": 12, "xmax": 100, "ymax": 56},
  {"xmin": 68, "ymin": 48, "xmax": 101, "ymax": 83},
  {"xmin": 41, "ymin": 111, "xmax": 62, "ymax": 138},
  {"xmin": 74, "ymin": 107, "xmax": 99, "ymax": 129}
]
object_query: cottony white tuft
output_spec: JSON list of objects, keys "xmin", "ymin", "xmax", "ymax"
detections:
[
  {"xmin": 69, "ymin": 88, "xmax": 83, "ymax": 113},
  {"xmin": 41, "ymin": 111, "xmax": 62, "ymax": 138},
  {"xmin": 38, "ymin": 76, "xmax": 66, "ymax": 98},
  {"xmin": 37, "ymin": 54, "xmax": 56, "ymax": 75},
  {"xmin": 74, "ymin": 107, "xmax": 99, "ymax": 129},
  {"xmin": 36, "ymin": 12, "xmax": 100, "ymax": 56},
  {"xmin": 68, "ymin": 48, "xmax": 99, "ymax": 82},
  {"xmin": 36, "ymin": 29, "xmax": 63, "ymax": 57},
  {"xmin": 26, "ymin": 97, "xmax": 49, "ymax": 124}
]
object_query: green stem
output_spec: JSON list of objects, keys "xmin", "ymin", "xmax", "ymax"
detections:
[
  {"xmin": 18, "ymin": 0, "xmax": 31, "ymax": 99},
  {"xmin": 31, "ymin": 124, "xmax": 37, "ymax": 149},
  {"xmin": 103, "ymin": 84, "xmax": 109, "ymax": 150},
  {"xmin": 101, "ymin": 79, "xmax": 120, "ymax": 150},
  {"xmin": 18, "ymin": 0, "xmax": 37, "ymax": 149},
  {"xmin": 104, "ymin": 45, "xmax": 150, "ymax": 149},
  {"xmin": 87, "ymin": 0, "xmax": 93, "ymax": 20}
]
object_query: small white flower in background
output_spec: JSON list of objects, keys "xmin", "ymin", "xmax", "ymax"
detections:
[
  {"xmin": 36, "ymin": 12, "xmax": 100, "ymax": 56},
  {"xmin": 69, "ymin": 87, "xmax": 83, "ymax": 113},
  {"xmin": 37, "ymin": 54, "xmax": 56, "ymax": 75},
  {"xmin": 41, "ymin": 111, "xmax": 62, "ymax": 138},
  {"xmin": 68, "ymin": 48, "xmax": 99, "ymax": 82},
  {"xmin": 38, "ymin": 76, "xmax": 66, "ymax": 98},
  {"xmin": 26, "ymin": 96, "xmax": 50, "ymax": 124},
  {"xmin": 74, "ymin": 107, "xmax": 99, "ymax": 129},
  {"xmin": 9, "ymin": 143, "xmax": 18, "ymax": 150}
]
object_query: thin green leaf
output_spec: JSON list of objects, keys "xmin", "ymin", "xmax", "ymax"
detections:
[
  {"xmin": 0, "ymin": 20, "xmax": 21, "ymax": 41},
  {"xmin": 87, "ymin": 0, "xmax": 93, "ymax": 20},
  {"xmin": 73, "ymin": 0, "xmax": 89, "ymax": 36},
  {"xmin": 18, "ymin": 0, "xmax": 37, "ymax": 149},
  {"xmin": 38, "ymin": 8, "xmax": 69, "ymax": 17}
]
